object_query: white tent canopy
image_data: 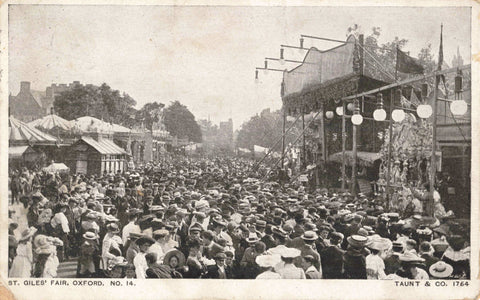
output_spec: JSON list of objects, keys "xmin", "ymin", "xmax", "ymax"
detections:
[
  {"xmin": 9, "ymin": 116, "xmax": 58, "ymax": 145},
  {"xmin": 71, "ymin": 116, "xmax": 131, "ymax": 134},
  {"xmin": 28, "ymin": 114, "xmax": 73, "ymax": 131}
]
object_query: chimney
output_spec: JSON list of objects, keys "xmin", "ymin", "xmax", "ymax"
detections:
[{"xmin": 20, "ymin": 81, "xmax": 31, "ymax": 93}]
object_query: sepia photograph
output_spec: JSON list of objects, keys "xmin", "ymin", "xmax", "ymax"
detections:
[{"xmin": 1, "ymin": 2, "xmax": 479, "ymax": 299}]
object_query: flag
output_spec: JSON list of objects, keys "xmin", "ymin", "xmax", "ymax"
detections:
[{"xmin": 396, "ymin": 48, "xmax": 425, "ymax": 74}]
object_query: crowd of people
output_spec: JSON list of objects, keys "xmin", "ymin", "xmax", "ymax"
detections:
[{"xmin": 8, "ymin": 155, "xmax": 470, "ymax": 280}]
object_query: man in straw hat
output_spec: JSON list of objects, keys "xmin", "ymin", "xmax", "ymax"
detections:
[
  {"xmin": 343, "ymin": 234, "xmax": 370, "ymax": 279},
  {"xmin": 78, "ymin": 231, "xmax": 99, "ymax": 278},
  {"xmin": 429, "ymin": 261, "xmax": 453, "ymax": 279},
  {"xmin": 396, "ymin": 251, "xmax": 429, "ymax": 279}
]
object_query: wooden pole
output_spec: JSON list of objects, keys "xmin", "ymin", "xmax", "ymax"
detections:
[
  {"xmin": 341, "ymin": 102, "xmax": 346, "ymax": 190},
  {"xmin": 281, "ymin": 110, "xmax": 286, "ymax": 169},
  {"xmin": 351, "ymin": 117, "xmax": 357, "ymax": 195},
  {"xmin": 302, "ymin": 112, "xmax": 306, "ymax": 169},
  {"xmin": 428, "ymin": 75, "xmax": 439, "ymax": 217},
  {"xmin": 320, "ymin": 103, "xmax": 326, "ymax": 187},
  {"xmin": 385, "ymin": 89, "xmax": 395, "ymax": 210}
]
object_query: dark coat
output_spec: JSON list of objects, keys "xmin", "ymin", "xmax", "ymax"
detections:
[
  {"xmin": 320, "ymin": 245, "xmax": 345, "ymax": 279},
  {"xmin": 203, "ymin": 265, "xmax": 232, "ymax": 279},
  {"xmin": 343, "ymin": 247, "xmax": 366, "ymax": 279}
]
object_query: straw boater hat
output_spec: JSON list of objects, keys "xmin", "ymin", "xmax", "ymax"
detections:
[
  {"xmin": 19, "ymin": 227, "xmax": 37, "ymax": 242},
  {"xmin": 246, "ymin": 232, "xmax": 260, "ymax": 244},
  {"xmin": 301, "ymin": 231, "xmax": 318, "ymax": 241},
  {"xmin": 83, "ymin": 231, "xmax": 99, "ymax": 240},
  {"xmin": 367, "ymin": 237, "xmax": 393, "ymax": 251},
  {"xmin": 429, "ymin": 261, "xmax": 453, "ymax": 278},
  {"xmin": 347, "ymin": 235, "xmax": 370, "ymax": 248},
  {"xmin": 255, "ymin": 255, "xmax": 281, "ymax": 268}
]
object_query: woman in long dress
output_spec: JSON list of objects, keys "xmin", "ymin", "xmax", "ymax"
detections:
[{"xmin": 9, "ymin": 227, "xmax": 37, "ymax": 277}]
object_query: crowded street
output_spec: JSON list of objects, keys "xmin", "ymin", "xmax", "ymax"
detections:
[{"xmin": 8, "ymin": 154, "xmax": 470, "ymax": 280}]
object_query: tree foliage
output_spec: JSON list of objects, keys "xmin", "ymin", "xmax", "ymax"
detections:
[
  {"xmin": 163, "ymin": 101, "xmax": 202, "ymax": 142},
  {"xmin": 54, "ymin": 83, "xmax": 137, "ymax": 127},
  {"xmin": 136, "ymin": 102, "xmax": 165, "ymax": 131}
]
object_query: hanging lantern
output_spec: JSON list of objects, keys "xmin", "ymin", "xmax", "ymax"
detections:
[
  {"xmin": 417, "ymin": 104, "xmax": 433, "ymax": 119},
  {"xmin": 450, "ymin": 100, "xmax": 468, "ymax": 115},
  {"xmin": 391, "ymin": 109, "xmax": 405, "ymax": 122},
  {"xmin": 450, "ymin": 71, "xmax": 468, "ymax": 115},
  {"xmin": 279, "ymin": 48, "xmax": 285, "ymax": 65},
  {"xmin": 336, "ymin": 106, "xmax": 344, "ymax": 116},
  {"xmin": 347, "ymin": 102, "xmax": 355, "ymax": 111},
  {"xmin": 373, "ymin": 93, "xmax": 386, "ymax": 121},
  {"xmin": 351, "ymin": 98, "xmax": 363, "ymax": 125},
  {"xmin": 325, "ymin": 111, "xmax": 334, "ymax": 119}
]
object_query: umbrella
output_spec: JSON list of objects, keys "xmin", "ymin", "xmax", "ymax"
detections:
[
  {"xmin": 9, "ymin": 116, "xmax": 57, "ymax": 145},
  {"xmin": 43, "ymin": 162, "xmax": 70, "ymax": 173},
  {"xmin": 29, "ymin": 114, "xmax": 73, "ymax": 131}
]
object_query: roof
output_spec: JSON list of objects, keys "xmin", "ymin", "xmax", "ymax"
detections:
[
  {"xmin": 9, "ymin": 116, "xmax": 58, "ymax": 145},
  {"xmin": 328, "ymin": 151, "xmax": 381, "ymax": 167},
  {"xmin": 43, "ymin": 163, "xmax": 70, "ymax": 173},
  {"xmin": 30, "ymin": 90, "xmax": 46, "ymax": 108},
  {"xmin": 72, "ymin": 116, "xmax": 131, "ymax": 133},
  {"xmin": 9, "ymin": 146, "xmax": 33, "ymax": 159},
  {"xmin": 29, "ymin": 114, "xmax": 73, "ymax": 131},
  {"xmin": 80, "ymin": 136, "xmax": 127, "ymax": 155}
]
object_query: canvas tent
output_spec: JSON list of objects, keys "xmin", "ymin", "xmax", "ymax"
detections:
[{"xmin": 9, "ymin": 115, "xmax": 58, "ymax": 146}]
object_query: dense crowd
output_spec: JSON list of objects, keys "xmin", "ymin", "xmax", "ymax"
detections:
[{"xmin": 8, "ymin": 155, "xmax": 470, "ymax": 280}]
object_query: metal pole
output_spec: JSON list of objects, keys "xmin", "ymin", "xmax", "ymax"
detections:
[
  {"xmin": 351, "ymin": 117, "xmax": 357, "ymax": 195},
  {"xmin": 341, "ymin": 101, "xmax": 346, "ymax": 190},
  {"xmin": 386, "ymin": 89, "xmax": 395, "ymax": 210},
  {"xmin": 281, "ymin": 110, "xmax": 286, "ymax": 169},
  {"xmin": 429, "ymin": 75, "xmax": 439, "ymax": 217}
]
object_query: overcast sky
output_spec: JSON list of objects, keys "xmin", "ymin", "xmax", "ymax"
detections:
[{"xmin": 9, "ymin": 5, "xmax": 471, "ymax": 129}]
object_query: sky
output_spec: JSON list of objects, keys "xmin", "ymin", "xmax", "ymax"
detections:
[{"xmin": 8, "ymin": 5, "xmax": 471, "ymax": 130}]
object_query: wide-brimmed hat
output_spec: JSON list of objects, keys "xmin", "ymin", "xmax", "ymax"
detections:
[
  {"xmin": 429, "ymin": 261, "xmax": 453, "ymax": 278},
  {"xmin": 279, "ymin": 247, "xmax": 301, "ymax": 258},
  {"xmin": 35, "ymin": 245, "xmax": 55, "ymax": 255},
  {"xmin": 136, "ymin": 236, "xmax": 156, "ymax": 246},
  {"xmin": 212, "ymin": 217, "xmax": 227, "ymax": 227},
  {"xmin": 301, "ymin": 231, "xmax": 318, "ymax": 241},
  {"xmin": 107, "ymin": 223, "xmax": 120, "ymax": 233},
  {"xmin": 163, "ymin": 249, "xmax": 186, "ymax": 268},
  {"xmin": 347, "ymin": 235, "xmax": 370, "ymax": 248},
  {"xmin": 83, "ymin": 231, "xmax": 99, "ymax": 240},
  {"xmin": 214, "ymin": 252, "xmax": 227, "ymax": 260},
  {"xmin": 255, "ymin": 255, "xmax": 281, "ymax": 268},
  {"xmin": 368, "ymin": 237, "xmax": 392, "ymax": 251},
  {"xmin": 153, "ymin": 229, "xmax": 169, "ymax": 238},
  {"xmin": 399, "ymin": 252, "xmax": 425, "ymax": 266},
  {"xmin": 19, "ymin": 227, "xmax": 37, "ymax": 242}
]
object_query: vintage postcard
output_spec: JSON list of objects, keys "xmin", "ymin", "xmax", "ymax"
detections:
[{"xmin": 0, "ymin": 1, "xmax": 479, "ymax": 299}]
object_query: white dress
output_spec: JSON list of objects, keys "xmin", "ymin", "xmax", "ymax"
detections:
[
  {"xmin": 9, "ymin": 242, "xmax": 33, "ymax": 277},
  {"xmin": 366, "ymin": 254, "xmax": 386, "ymax": 279}
]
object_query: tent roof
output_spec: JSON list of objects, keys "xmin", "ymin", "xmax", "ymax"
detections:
[
  {"xmin": 9, "ymin": 116, "xmax": 58, "ymax": 145},
  {"xmin": 328, "ymin": 151, "xmax": 381, "ymax": 167},
  {"xmin": 43, "ymin": 162, "xmax": 70, "ymax": 172},
  {"xmin": 9, "ymin": 146, "xmax": 34, "ymax": 159},
  {"xmin": 28, "ymin": 114, "xmax": 73, "ymax": 131},
  {"xmin": 80, "ymin": 137, "xmax": 127, "ymax": 155},
  {"xmin": 72, "ymin": 116, "xmax": 131, "ymax": 134}
]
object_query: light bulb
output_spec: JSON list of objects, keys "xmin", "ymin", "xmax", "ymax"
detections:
[
  {"xmin": 373, "ymin": 108, "xmax": 387, "ymax": 121},
  {"xmin": 392, "ymin": 109, "xmax": 406, "ymax": 122},
  {"xmin": 351, "ymin": 114, "xmax": 363, "ymax": 125},
  {"xmin": 325, "ymin": 111, "xmax": 334, "ymax": 119},
  {"xmin": 450, "ymin": 100, "xmax": 468, "ymax": 116},
  {"xmin": 336, "ymin": 106, "xmax": 344, "ymax": 116},
  {"xmin": 347, "ymin": 103, "xmax": 355, "ymax": 111},
  {"xmin": 416, "ymin": 104, "xmax": 432, "ymax": 119}
]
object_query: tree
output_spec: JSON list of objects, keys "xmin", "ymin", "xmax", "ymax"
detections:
[
  {"xmin": 163, "ymin": 101, "xmax": 202, "ymax": 143},
  {"xmin": 53, "ymin": 83, "xmax": 137, "ymax": 126},
  {"xmin": 136, "ymin": 102, "xmax": 165, "ymax": 131}
]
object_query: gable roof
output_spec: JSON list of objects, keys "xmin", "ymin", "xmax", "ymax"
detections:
[{"xmin": 80, "ymin": 136, "xmax": 127, "ymax": 155}]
